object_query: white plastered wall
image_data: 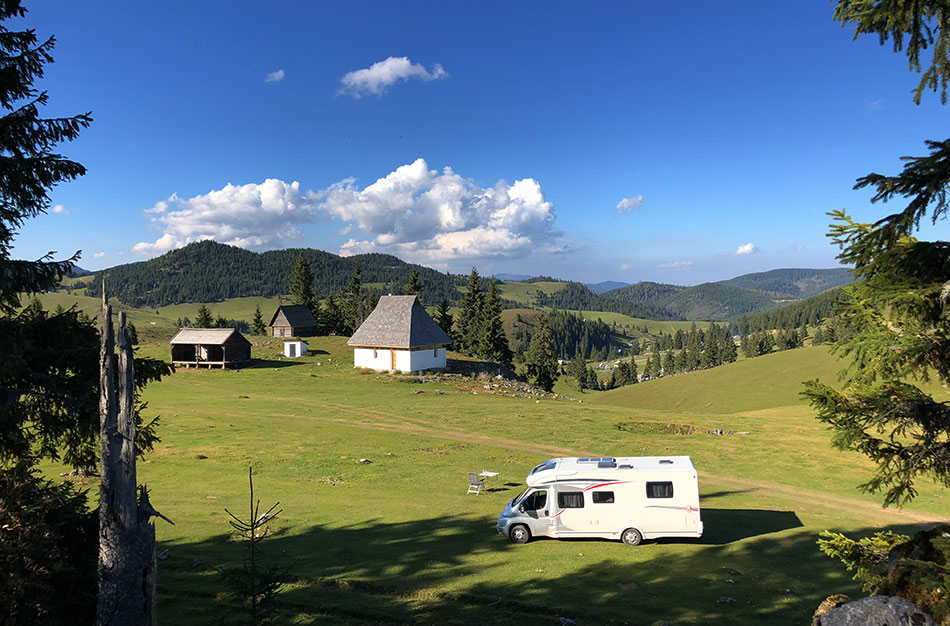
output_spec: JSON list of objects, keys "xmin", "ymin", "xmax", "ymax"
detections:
[{"xmin": 353, "ymin": 347, "xmax": 446, "ymax": 372}]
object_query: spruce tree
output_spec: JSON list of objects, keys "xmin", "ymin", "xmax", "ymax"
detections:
[
  {"xmin": 435, "ymin": 298, "xmax": 454, "ymax": 340},
  {"xmin": 289, "ymin": 253, "xmax": 316, "ymax": 310},
  {"xmin": 457, "ymin": 268, "xmax": 484, "ymax": 354},
  {"xmin": 405, "ymin": 266, "xmax": 422, "ymax": 302},
  {"xmin": 251, "ymin": 305, "xmax": 266, "ymax": 335},
  {"xmin": 663, "ymin": 350, "xmax": 676, "ymax": 376},
  {"xmin": 524, "ymin": 312, "xmax": 558, "ymax": 392},
  {"xmin": 323, "ymin": 289, "xmax": 346, "ymax": 336},
  {"xmin": 479, "ymin": 278, "xmax": 512, "ymax": 366},
  {"xmin": 345, "ymin": 260, "xmax": 365, "ymax": 334},
  {"xmin": 195, "ymin": 305, "xmax": 214, "ymax": 328}
]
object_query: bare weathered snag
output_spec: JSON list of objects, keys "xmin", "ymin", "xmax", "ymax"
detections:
[{"xmin": 97, "ymin": 291, "xmax": 171, "ymax": 626}]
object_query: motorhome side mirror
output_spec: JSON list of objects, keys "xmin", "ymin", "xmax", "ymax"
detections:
[{"xmin": 519, "ymin": 506, "xmax": 524, "ymax": 513}]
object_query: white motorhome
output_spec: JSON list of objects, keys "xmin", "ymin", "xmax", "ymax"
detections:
[{"xmin": 496, "ymin": 456, "xmax": 703, "ymax": 545}]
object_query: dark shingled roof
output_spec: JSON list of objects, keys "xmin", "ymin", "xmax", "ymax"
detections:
[
  {"xmin": 347, "ymin": 295, "xmax": 451, "ymax": 349},
  {"xmin": 268, "ymin": 305, "xmax": 317, "ymax": 328},
  {"xmin": 169, "ymin": 328, "xmax": 249, "ymax": 346}
]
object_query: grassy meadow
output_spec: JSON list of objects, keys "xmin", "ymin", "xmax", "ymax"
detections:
[{"xmin": 39, "ymin": 324, "xmax": 949, "ymax": 625}]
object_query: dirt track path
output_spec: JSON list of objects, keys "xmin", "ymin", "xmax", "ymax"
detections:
[{"xmin": 282, "ymin": 399, "xmax": 947, "ymax": 525}]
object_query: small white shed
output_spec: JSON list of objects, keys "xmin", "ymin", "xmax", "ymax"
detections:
[
  {"xmin": 347, "ymin": 295, "xmax": 451, "ymax": 372},
  {"xmin": 283, "ymin": 340, "xmax": 308, "ymax": 358}
]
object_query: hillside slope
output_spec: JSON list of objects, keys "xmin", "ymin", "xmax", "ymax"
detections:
[
  {"xmin": 590, "ymin": 347, "xmax": 842, "ymax": 413},
  {"xmin": 719, "ymin": 267, "xmax": 852, "ymax": 299}
]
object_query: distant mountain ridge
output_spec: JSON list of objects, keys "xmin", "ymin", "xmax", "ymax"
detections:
[
  {"xmin": 76, "ymin": 241, "xmax": 852, "ymax": 321},
  {"xmin": 601, "ymin": 268, "xmax": 852, "ymax": 321},
  {"xmin": 585, "ymin": 280, "xmax": 628, "ymax": 294}
]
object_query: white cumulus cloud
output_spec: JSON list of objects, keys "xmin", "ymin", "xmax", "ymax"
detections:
[
  {"xmin": 315, "ymin": 158, "xmax": 566, "ymax": 264},
  {"xmin": 51, "ymin": 204, "xmax": 67, "ymax": 214},
  {"xmin": 338, "ymin": 56, "xmax": 448, "ymax": 98},
  {"xmin": 735, "ymin": 242, "xmax": 759, "ymax": 256},
  {"xmin": 265, "ymin": 69, "xmax": 285, "ymax": 83},
  {"xmin": 133, "ymin": 179, "xmax": 316, "ymax": 256},
  {"xmin": 616, "ymin": 195, "xmax": 644, "ymax": 215},
  {"xmin": 93, "ymin": 251, "xmax": 106, "ymax": 258}
]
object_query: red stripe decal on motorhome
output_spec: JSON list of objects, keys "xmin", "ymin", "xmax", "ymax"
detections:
[
  {"xmin": 582, "ymin": 481, "xmax": 627, "ymax": 491},
  {"xmin": 551, "ymin": 509, "xmax": 565, "ymax": 518}
]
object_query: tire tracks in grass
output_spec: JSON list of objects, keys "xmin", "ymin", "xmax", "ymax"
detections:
[{"xmin": 276, "ymin": 399, "xmax": 948, "ymax": 525}]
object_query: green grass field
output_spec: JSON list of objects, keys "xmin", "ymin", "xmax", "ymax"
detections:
[
  {"xmin": 40, "ymin": 331, "xmax": 949, "ymax": 626},
  {"xmin": 497, "ymin": 280, "xmax": 566, "ymax": 304}
]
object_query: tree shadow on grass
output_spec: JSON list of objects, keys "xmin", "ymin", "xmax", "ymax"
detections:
[
  {"xmin": 246, "ymin": 358, "xmax": 308, "ymax": 369},
  {"xmin": 156, "ymin": 510, "xmax": 935, "ymax": 626}
]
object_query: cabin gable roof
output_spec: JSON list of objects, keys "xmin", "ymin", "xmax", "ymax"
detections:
[
  {"xmin": 169, "ymin": 328, "xmax": 251, "ymax": 346},
  {"xmin": 347, "ymin": 295, "xmax": 451, "ymax": 349},
  {"xmin": 268, "ymin": 305, "xmax": 317, "ymax": 328}
]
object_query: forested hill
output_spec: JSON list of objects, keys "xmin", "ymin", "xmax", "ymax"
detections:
[
  {"xmin": 601, "ymin": 268, "xmax": 851, "ymax": 321},
  {"xmin": 83, "ymin": 241, "xmax": 467, "ymax": 308},
  {"xmin": 718, "ymin": 267, "xmax": 852, "ymax": 299}
]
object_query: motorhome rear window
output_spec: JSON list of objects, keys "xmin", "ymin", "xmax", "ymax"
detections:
[
  {"xmin": 530, "ymin": 461, "xmax": 557, "ymax": 475},
  {"xmin": 592, "ymin": 491, "xmax": 614, "ymax": 504},
  {"xmin": 557, "ymin": 492, "xmax": 584, "ymax": 508},
  {"xmin": 646, "ymin": 481, "xmax": 674, "ymax": 498}
]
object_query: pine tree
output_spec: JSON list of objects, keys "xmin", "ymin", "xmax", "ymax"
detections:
[
  {"xmin": 345, "ymin": 260, "xmax": 365, "ymax": 334},
  {"xmin": 479, "ymin": 278, "xmax": 512, "ymax": 366},
  {"xmin": 568, "ymin": 352, "xmax": 587, "ymax": 385},
  {"xmin": 195, "ymin": 305, "xmax": 214, "ymax": 328},
  {"xmin": 405, "ymin": 266, "xmax": 422, "ymax": 302},
  {"xmin": 251, "ymin": 306, "xmax": 266, "ymax": 335},
  {"xmin": 457, "ymin": 268, "xmax": 484, "ymax": 354},
  {"xmin": 289, "ymin": 253, "xmax": 316, "ymax": 310},
  {"xmin": 435, "ymin": 298, "xmax": 454, "ymax": 340},
  {"xmin": 524, "ymin": 313, "xmax": 558, "ymax": 392},
  {"xmin": 663, "ymin": 350, "xmax": 676, "ymax": 376},
  {"xmin": 323, "ymin": 289, "xmax": 346, "ymax": 336}
]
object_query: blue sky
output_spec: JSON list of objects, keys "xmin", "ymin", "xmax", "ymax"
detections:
[{"xmin": 11, "ymin": 1, "xmax": 949, "ymax": 284}]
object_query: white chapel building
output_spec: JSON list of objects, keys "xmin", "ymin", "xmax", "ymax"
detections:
[{"xmin": 347, "ymin": 295, "xmax": 451, "ymax": 372}]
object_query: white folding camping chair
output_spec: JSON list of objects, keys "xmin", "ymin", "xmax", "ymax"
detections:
[{"xmin": 467, "ymin": 472, "xmax": 485, "ymax": 495}]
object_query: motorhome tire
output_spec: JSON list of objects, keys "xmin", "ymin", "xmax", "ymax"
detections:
[
  {"xmin": 621, "ymin": 528, "xmax": 643, "ymax": 546},
  {"xmin": 509, "ymin": 525, "xmax": 530, "ymax": 544}
]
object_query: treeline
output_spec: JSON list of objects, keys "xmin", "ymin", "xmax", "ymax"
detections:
[
  {"xmin": 534, "ymin": 282, "xmax": 677, "ymax": 320},
  {"xmin": 510, "ymin": 309, "xmax": 618, "ymax": 362},
  {"xmin": 83, "ymin": 240, "xmax": 465, "ymax": 308},
  {"xmin": 448, "ymin": 268, "xmax": 512, "ymax": 367},
  {"xmin": 731, "ymin": 287, "xmax": 846, "ymax": 334}
]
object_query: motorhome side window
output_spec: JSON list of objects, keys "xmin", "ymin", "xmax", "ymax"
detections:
[
  {"xmin": 646, "ymin": 481, "xmax": 674, "ymax": 498},
  {"xmin": 557, "ymin": 492, "xmax": 584, "ymax": 508},
  {"xmin": 522, "ymin": 491, "xmax": 547, "ymax": 511},
  {"xmin": 592, "ymin": 491, "xmax": 614, "ymax": 504}
]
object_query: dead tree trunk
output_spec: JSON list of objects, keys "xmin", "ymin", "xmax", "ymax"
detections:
[{"xmin": 97, "ymin": 293, "xmax": 166, "ymax": 626}]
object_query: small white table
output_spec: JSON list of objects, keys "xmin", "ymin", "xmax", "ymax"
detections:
[{"xmin": 479, "ymin": 471, "xmax": 499, "ymax": 479}]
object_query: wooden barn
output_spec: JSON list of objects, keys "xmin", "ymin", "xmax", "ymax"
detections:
[
  {"xmin": 347, "ymin": 295, "xmax": 451, "ymax": 372},
  {"xmin": 169, "ymin": 328, "xmax": 252, "ymax": 369},
  {"xmin": 269, "ymin": 305, "xmax": 318, "ymax": 337}
]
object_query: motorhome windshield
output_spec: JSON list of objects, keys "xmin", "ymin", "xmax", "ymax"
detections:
[{"xmin": 510, "ymin": 488, "xmax": 530, "ymax": 507}]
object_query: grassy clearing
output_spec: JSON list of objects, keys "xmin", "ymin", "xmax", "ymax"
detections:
[
  {"xmin": 41, "ymin": 334, "xmax": 949, "ymax": 625},
  {"xmin": 497, "ymin": 280, "xmax": 567, "ymax": 304}
]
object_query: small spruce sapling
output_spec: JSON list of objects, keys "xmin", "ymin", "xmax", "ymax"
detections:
[{"xmin": 219, "ymin": 467, "xmax": 285, "ymax": 626}]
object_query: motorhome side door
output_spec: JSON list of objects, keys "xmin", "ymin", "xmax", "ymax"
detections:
[{"xmin": 519, "ymin": 489, "xmax": 553, "ymax": 537}]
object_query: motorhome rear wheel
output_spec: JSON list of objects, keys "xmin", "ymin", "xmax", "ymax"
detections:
[{"xmin": 621, "ymin": 528, "xmax": 643, "ymax": 546}]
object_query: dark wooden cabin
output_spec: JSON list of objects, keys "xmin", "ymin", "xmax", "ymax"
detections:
[
  {"xmin": 169, "ymin": 328, "xmax": 252, "ymax": 369},
  {"xmin": 269, "ymin": 305, "xmax": 317, "ymax": 337}
]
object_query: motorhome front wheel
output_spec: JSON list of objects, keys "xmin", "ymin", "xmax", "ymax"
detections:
[
  {"xmin": 509, "ymin": 524, "xmax": 530, "ymax": 544},
  {"xmin": 621, "ymin": 528, "xmax": 643, "ymax": 546}
]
